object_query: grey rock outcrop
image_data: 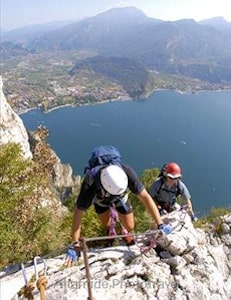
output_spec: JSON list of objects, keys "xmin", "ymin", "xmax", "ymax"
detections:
[
  {"xmin": 0, "ymin": 76, "xmax": 32, "ymax": 159},
  {"xmin": 1, "ymin": 211, "xmax": 230, "ymax": 300},
  {"xmin": 0, "ymin": 78, "xmax": 80, "ymax": 203},
  {"xmin": 28, "ymin": 126, "xmax": 81, "ymax": 202}
]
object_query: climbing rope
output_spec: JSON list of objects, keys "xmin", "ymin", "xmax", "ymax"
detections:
[
  {"xmin": 36, "ymin": 276, "xmax": 48, "ymax": 300},
  {"xmin": 108, "ymin": 202, "xmax": 162, "ymax": 252},
  {"xmin": 107, "ymin": 205, "xmax": 119, "ymax": 246},
  {"xmin": 133, "ymin": 229, "xmax": 162, "ymax": 253},
  {"xmin": 83, "ymin": 229, "xmax": 162, "ymax": 256}
]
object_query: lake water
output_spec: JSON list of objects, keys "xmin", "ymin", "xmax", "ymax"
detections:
[{"xmin": 21, "ymin": 90, "xmax": 231, "ymax": 216}]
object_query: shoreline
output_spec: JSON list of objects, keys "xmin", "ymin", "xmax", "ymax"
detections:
[
  {"xmin": 18, "ymin": 87, "xmax": 231, "ymax": 116},
  {"xmin": 18, "ymin": 96, "xmax": 133, "ymax": 115}
]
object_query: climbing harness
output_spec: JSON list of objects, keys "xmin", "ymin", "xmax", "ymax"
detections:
[
  {"xmin": 20, "ymin": 256, "xmax": 47, "ymax": 300},
  {"xmin": 107, "ymin": 203, "xmax": 133, "ymax": 246},
  {"xmin": 133, "ymin": 229, "xmax": 162, "ymax": 252},
  {"xmin": 107, "ymin": 205, "xmax": 119, "ymax": 246},
  {"xmin": 108, "ymin": 203, "xmax": 162, "ymax": 250}
]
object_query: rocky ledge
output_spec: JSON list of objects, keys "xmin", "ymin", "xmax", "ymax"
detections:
[{"xmin": 1, "ymin": 211, "xmax": 230, "ymax": 300}]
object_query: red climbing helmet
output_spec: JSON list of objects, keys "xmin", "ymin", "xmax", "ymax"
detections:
[{"xmin": 165, "ymin": 162, "xmax": 182, "ymax": 179}]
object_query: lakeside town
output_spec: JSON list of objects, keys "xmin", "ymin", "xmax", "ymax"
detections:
[{"xmin": 2, "ymin": 50, "xmax": 231, "ymax": 115}]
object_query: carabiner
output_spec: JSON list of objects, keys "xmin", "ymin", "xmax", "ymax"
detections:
[{"xmin": 33, "ymin": 256, "xmax": 47, "ymax": 280}]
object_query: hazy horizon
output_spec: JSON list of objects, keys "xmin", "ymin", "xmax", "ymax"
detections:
[{"xmin": 2, "ymin": 0, "xmax": 231, "ymax": 31}]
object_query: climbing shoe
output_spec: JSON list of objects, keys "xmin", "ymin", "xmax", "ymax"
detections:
[{"xmin": 121, "ymin": 229, "xmax": 135, "ymax": 246}]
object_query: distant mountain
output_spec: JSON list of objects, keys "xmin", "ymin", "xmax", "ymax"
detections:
[
  {"xmin": 1, "ymin": 19, "xmax": 81, "ymax": 43},
  {"xmin": 199, "ymin": 17, "xmax": 231, "ymax": 34},
  {"xmin": 27, "ymin": 7, "xmax": 163, "ymax": 51},
  {"xmin": 2, "ymin": 7, "xmax": 231, "ymax": 85}
]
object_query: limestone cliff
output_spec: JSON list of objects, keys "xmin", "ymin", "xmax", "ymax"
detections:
[
  {"xmin": 0, "ymin": 76, "xmax": 32, "ymax": 159},
  {"xmin": 28, "ymin": 125, "xmax": 80, "ymax": 201},
  {"xmin": 0, "ymin": 77, "xmax": 80, "ymax": 203}
]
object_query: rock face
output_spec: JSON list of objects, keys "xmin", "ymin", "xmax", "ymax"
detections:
[
  {"xmin": 0, "ymin": 78, "xmax": 80, "ymax": 203},
  {"xmin": 28, "ymin": 126, "xmax": 81, "ymax": 202},
  {"xmin": 0, "ymin": 76, "xmax": 32, "ymax": 158},
  {"xmin": 1, "ymin": 211, "xmax": 230, "ymax": 300}
]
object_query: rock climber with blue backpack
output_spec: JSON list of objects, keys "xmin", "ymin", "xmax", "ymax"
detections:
[
  {"xmin": 149, "ymin": 162, "xmax": 196, "ymax": 219},
  {"xmin": 64, "ymin": 145, "xmax": 172, "ymax": 267}
]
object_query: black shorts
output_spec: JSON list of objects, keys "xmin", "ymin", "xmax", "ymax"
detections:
[{"xmin": 94, "ymin": 201, "xmax": 133, "ymax": 215}]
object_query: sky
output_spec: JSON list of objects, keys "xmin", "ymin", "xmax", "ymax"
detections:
[{"xmin": 1, "ymin": 0, "xmax": 231, "ymax": 30}]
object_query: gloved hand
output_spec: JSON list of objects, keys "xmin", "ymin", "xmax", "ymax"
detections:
[
  {"xmin": 158, "ymin": 223, "xmax": 172, "ymax": 235},
  {"xmin": 65, "ymin": 242, "xmax": 81, "ymax": 266},
  {"xmin": 66, "ymin": 247, "xmax": 80, "ymax": 261}
]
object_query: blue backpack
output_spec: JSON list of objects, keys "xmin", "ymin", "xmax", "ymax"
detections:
[
  {"xmin": 88, "ymin": 145, "xmax": 122, "ymax": 170},
  {"xmin": 85, "ymin": 146, "xmax": 123, "ymax": 199}
]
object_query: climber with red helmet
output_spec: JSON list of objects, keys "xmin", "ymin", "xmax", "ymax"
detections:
[
  {"xmin": 149, "ymin": 162, "xmax": 195, "ymax": 218},
  {"xmin": 64, "ymin": 146, "xmax": 172, "ymax": 267}
]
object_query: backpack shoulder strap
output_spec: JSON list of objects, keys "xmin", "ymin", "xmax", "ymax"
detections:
[
  {"xmin": 157, "ymin": 177, "xmax": 181, "ymax": 196},
  {"xmin": 156, "ymin": 176, "xmax": 164, "ymax": 194},
  {"xmin": 176, "ymin": 179, "xmax": 182, "ymax": 196}
]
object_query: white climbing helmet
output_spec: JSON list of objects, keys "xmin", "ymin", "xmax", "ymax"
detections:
[{"xmin": 100, "ymin": 165, "xmax": 128, "ymax": 195}]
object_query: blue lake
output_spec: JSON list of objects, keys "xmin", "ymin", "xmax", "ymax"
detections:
[{"xmin": 21, "ymin": 90, "xmax": 231, "ymax": 216}]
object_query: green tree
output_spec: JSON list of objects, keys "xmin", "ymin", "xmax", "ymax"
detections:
[
  {"xmin": 140, "ymin": 168, "xmax": 159, "ymax": 187},
  {"xmin": 130, "ymin": 168, "xmax": 160, "ymax": 233},
  {"xmin": 0, "ymin": 143, "xmax": 36, "ymax": 265},
  {"xmin": 0, "ymin": 143, "xmax": 68, "ymax": 266}
]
